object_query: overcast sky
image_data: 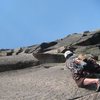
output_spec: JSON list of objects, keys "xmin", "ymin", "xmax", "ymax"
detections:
[{"xmin": 0, "ymin": 0, "xmax": 100, "ymax": 49}]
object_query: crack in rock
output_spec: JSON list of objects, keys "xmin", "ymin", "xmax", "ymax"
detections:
[{"xmin": 68, "ymin": 92, "xmax": 97, "ymax": 100}]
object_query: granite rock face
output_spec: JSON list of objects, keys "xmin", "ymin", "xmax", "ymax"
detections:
[
  {"xmin": 0, "ymin": 29, "xmax": 100, "ymax": 100},
  {"xmin": 0, "ymin": 30, "xmax": 100, "ymax": 58},
  {"xmin": 0, "ymin": 54, "xmax": 39, "ymax": 72}
]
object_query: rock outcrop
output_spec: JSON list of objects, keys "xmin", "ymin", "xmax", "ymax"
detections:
[
  {"xmin": 0, "ymin": 29, "xmax": 100, "ymax": 100},
  {"xmin": 0, "ymin": 54, "xmax": 39, "ymax": 72},
  {"xmin": 0, "ymin": 29, "xmax": 100, "ymax": 69}
]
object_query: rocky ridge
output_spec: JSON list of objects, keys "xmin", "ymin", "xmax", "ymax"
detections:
[{"xmin": 0, "ymin": 30, "xmax": 100, "ymax": 100}]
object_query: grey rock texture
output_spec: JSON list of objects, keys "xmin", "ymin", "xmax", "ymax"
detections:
[
  {"xmin": 12, "ymin": 47, "xmax": 23, "ymax": 55},
  {"xmin": 33, "ymin": 53, "xmax": 65, "ymax": 63},
  {"xmin": 0, "ymin": 29, "xmax": 100, "ymax": 99},
  {"xmin": 0, "ymin": 54, "xmax": 39, "ymax": 72},
  {"xmin": 0, "ymin": 63, "xmax": 99, "ymax": 100},
  {"xmin": 0, "ymin": 30, "xmax": 100, "ymax": 58}
]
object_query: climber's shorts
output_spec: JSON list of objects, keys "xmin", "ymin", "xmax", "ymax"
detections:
[
  {"xmin": 75, "ymin": 77, "xmax": 85, "ymax": 88},
  {"xmin": 72, "ymin": 73, "xmax": 85, "ymax": 88}
]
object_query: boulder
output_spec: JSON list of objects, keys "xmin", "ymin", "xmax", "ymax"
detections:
[
  {"xmin": 0, "ymin": 52, "xmax": 7, "ymax": 57},
  {"xmin": 0, "ymin": 54, "xmax": 39, "ymax": 72},
  {"xmin": 24, "ymin": 42, "xmax": 58, "ymax": 54},
  {"xmin": 0, "ymin": 49, "xmax": 13, "ymax": 56},
  {"xmin": 13, "ymin": 47, "xmax": 23, "ymax": 55},
  {"xmin": 82, "ymin": 30, "xmax": 90, "ymax": 36},
  {"xmin": 33, "ymin": 53, "xmax": 65, "ymax": 63},
  {"xmin": 24, "ymin": 45, "xmax": 40, "ymax": 53},
  {"xmin": 56, "ymin": 33, "xmax": 82, "ymax": 47},
  {"xmin": 6, "ymin": 49, "xmax": 14, "ymax": 56},
  {"xmin": 75, "ymin": 32, "xmax": 100, "ymax": 46}
]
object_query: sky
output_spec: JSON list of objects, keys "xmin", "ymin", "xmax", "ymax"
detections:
[{"xmin": 0, "ymin": 0, "xmax": 100, "ymax": 49}]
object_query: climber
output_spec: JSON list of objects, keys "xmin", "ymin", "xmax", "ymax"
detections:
[{"xmin": 64, "ymin": 50, "xmax": 100, "ymax": 92}]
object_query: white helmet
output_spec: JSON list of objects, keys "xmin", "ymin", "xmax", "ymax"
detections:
[{"xmin": 64, "ymin": 50, "xmax": 73, "ymax": 58}]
